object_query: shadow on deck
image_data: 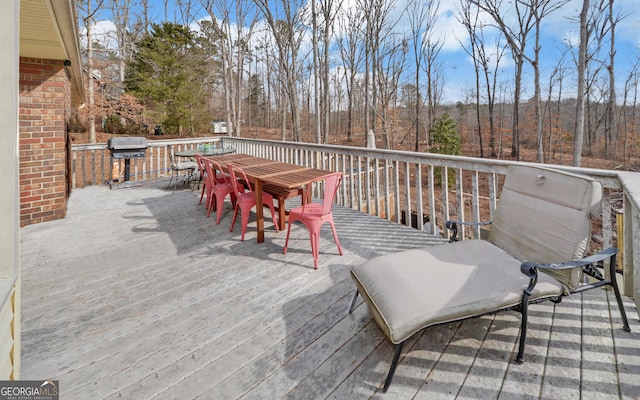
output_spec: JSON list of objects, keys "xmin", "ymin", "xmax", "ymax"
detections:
[{"xmin": 19, "ymin": 179, "xmax": 640, "ymax": 399}]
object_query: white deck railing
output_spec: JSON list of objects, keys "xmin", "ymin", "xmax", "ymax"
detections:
[{"xmin": 71, "ymin": 136, "xmax": 640, "ymax": 307}]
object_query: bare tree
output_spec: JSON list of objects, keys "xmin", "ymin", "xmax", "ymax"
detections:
[
  {"xmin": 574, "ymin": 0, "xmax": 589, "ymax": 166},
  {"xmin": 406, "ymin": 0, "xmax": 440, "ymax": 151},
  {"xmin": 458, "ymin": 1, "xmax": 483, "ymax": 156},
  {"xmin": 139, "ymin": 0, "xmax": 151, "ymax": 35},
  {"xmin": 336, "ymin": 7, "xmax": 364, "ymax": 142},
  {"xmin": 78, "ymin": 0, "xmax": 105, "ymax": 144},
  {"xmin": 319, "ymin": 0, "xmax": 341, "ymax": 143},
  {"xmin": 621, "ymin": 58, "xmax": 640, "ymax": 166},
  {"xmin": 202, "ymin": 0, "xmax": 257, "ymax": 137},
  {"xmin": 108, "ymin": 0, "xmax": 132, "ymax": 86},
  {"xmin": 470, "ymin": 0, "xmax": 535, "ymax": 160},
  {"xmin": 530, "ymin": 0, "xmax": 571, "ymax": 163},
  {"xmin": 309, "ymin": 0, "xmax": 322, "ymax": 143},
  {"xmin": 375, "ymin": 35, "xmax": 407, "ymax": 149},
  {"xmin": 459, "ymin": 0, "xmax": 510, "ymax": 158},
  {"xmin": 175, "ymin": 0, "xmax": 201, "ymax": 27},
  {"xmin": 359, "ymin": 0, "xmax": 399, "ymax": 145},
  {"xmin": 253, "ymin": 0, "xmax": 306, "ymax": 141},
  {"xmin": 603, "ymin": 0, "xmax": 627, "ymax": 158},
  {"xmin": 544, "ymin": 50, "xmax": 568, "ymax": 161}
]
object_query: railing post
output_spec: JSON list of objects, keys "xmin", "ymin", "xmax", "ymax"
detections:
[
  {"xmin": 415, "ymin": 164, "xmax": 423, "ymax": 230},
  {"xmin": 602, "ymin": 190, "xmax": 613, "ymax": 281},
  {"xmin": 623, "ymin": 193, "xmax": 638, "ymax": 301},
  {"xmin": 442, "ymin": 167, "xmax": 450, "ymax": 238},
  {"xmin": 455, "ymin": 169, "xmax": 465, "ymax": 239},
  {"xmin": 428, "ymin": 165, "xmax": 436, "ymax": 234}
]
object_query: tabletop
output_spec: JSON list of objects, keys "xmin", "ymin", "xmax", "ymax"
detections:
[{"xmin": 174, "ymin": 148, "xmax": 236, "ymax": 157}]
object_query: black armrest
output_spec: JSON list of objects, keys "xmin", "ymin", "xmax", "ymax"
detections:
[
  {"xmin": 519, "ymin": 247, "xmax": 618, "ymax": 294},
  {"xmin": 520, "ymin": 247, "xmax": 617, "ymax": 275},
  {"xmin": 445, "ymin": 220, "xmax": 492, "ymax": 242}
]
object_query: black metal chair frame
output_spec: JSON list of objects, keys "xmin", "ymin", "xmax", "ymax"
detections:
[{"xmin": 167, "ymin": 146, "xmax": 197, "ymax": 192}]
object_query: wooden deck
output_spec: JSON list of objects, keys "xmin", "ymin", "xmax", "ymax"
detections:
[{"xmin": 19, "ymin": 180, "xmax": 640, "ymax": 399}]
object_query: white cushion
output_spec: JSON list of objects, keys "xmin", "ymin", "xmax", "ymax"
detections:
[{"xmin": 351, "ymin": 240, "xmax": 563, "ymax": 344}]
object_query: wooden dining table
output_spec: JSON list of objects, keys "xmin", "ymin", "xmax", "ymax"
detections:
[{"xmin": 207, "ymin": 153, "xmax": 333, "ymax": 243}]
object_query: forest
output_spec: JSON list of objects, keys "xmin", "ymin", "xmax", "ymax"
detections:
[{"xmin": 74, "ymin": 0, "xmax": 640, "ymax": 170}]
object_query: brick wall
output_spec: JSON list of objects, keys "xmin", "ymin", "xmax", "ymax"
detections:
[{"xmin": 19, "ymin": 58, "xmax": 71, "ymax": 227}]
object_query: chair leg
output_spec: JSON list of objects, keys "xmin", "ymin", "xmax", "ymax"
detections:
[
  {"xmin": 608, "ymin": 254, "xmax": 631, "ymax": 332},
  {"xmin": 515, "ymin": 290, "xmax": 531, "ymax": 363},
  {"xmin": 329, "ymin": 219, "xmax": 343, "ymax": 256},
  {"xmin": 215, "ymin": 194, "xmax": 225, "ymax": 224},
  {"xmin": 167, "ymin": 170, "xmax": 178, "ymax": 191},
  {"xmin": 206, "ymin": 194, "xmax": 216, "ymax": 218},
  {"xmin": 310, "ymin": 231, "xmax": 320, "ymax": 269},
  {"xmin": 283, "ymin": 219, "xmax": 294, "ymax": 254},
  {"xmin": 383, "ymin": 342, "xmax": 404, "ymax": 393},
  {"xmin": 348, "ymin": 290, "xmax": 359, "ymax": 314},
  {"xmin": 240, "ymin": 207, "xmax": 251, "ymax": 241},
  {"xmin": 199, "ymin": 184, "xmax": 206, "ymax": 205},
  {"xmin": 230, "ymin": 204, "xmax": 239, "ymax": 232},
  {"xmin": 268, "ymin": 202, "xmax": 279, "ymax": 232}
]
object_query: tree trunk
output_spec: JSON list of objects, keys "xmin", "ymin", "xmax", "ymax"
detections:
[
  {"xmin": 574, "ymin": 0, "xmax": 589, "ymax": 167},
  {"xmin": 311, "ymin": 0, "xmax": 321, "ymax": 143},
  {"xmin": 86, "ymin": 0, "xmax": 96, "ymax": 144},
  {"xmin": 606, "ymin": 0, "xmax": 617, "ymax": 158}
]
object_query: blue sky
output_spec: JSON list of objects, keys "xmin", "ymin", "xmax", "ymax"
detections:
[{"xmin": 89, "ymin": 0, "xmax": 640, "ymax": 104}]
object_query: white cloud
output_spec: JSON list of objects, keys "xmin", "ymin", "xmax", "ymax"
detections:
[{"xmin": 79, "ymin": 20, "xmax": 119, "ymax": 50}]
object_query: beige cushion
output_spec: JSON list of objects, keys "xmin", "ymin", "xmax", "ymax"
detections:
[
  {"xmin": 489, "ymin": 166, "xmax": 601, "ymax": 290},
  {"xmin": 350, "ymin": 240, "xmax": 563, "ymax": 344}
]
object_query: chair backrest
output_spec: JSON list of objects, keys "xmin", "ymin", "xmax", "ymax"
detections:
[
  {"xmin": 304, "ymin": 172, "xmax": 343, "ymax": 215},
  {"xmin": 209, "ymin": 158, "xmax": 230, "ymax": 186},
  {"xmin": 488, "ymin": 165, "xmax": 602, "ymax": 290},
  {"xmin": 195, "ymin": 154, "xmax": 207, "ymax": 178},
  {"xmin": 227, "ymin": 164, "xmax": 249, "ymax": 197},
  {"xmin": 201, "ymin": 156, "xmax": 216, "ymax": 188}
]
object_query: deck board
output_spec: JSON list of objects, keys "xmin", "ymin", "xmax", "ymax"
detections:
[{"xmin": 19, "ymin": 180, "xmax": 640, "ymax": 399}]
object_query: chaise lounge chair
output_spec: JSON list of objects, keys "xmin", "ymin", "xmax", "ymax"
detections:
[{"xmin": 349, "ymin": 165, "xmax": 631, "ymax": 392}]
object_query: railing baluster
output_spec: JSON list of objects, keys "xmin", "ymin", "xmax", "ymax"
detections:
[
  {"xmin": 383, "ymin": 159, "xmax": 390, "ymax": 221},
  {"xmin": 456, "ymin": 169, "xmax": 464, "ymax": 239},
  {"xmin": 357, "ymin": 156, "xmax": 363, "ymax": 212},
  {"xmin": 394, "ymin": 160, "xmax": 400, "ymax": 223},
  {"xmin": 471, "ymin": 170, "xmax": 480, "ymax": 238},
  {"xmin": 374, "ymin": 158, "xmax": 381, "ymax": 217},
  {"xmin": 428, "ymin": 165, "xmax": 436, "ymax": 235},
  {"xmin": 441, "ymin": 167, "xmax": 450, "ymax": 238},
  {"xmin": 416, "ymin": 164, "xmax": 423, "ymax": 230},
  {"xmin": 404, "ymin": 161, "xmax": 411, "ymax": 227},
  {"xmin": 488, "ymin": 172, "xmax": 497, "ymax": 221},
  {"xmin": 81, "ymin": 150, "xmax": 87, "ymax": 187},
  {"xmin": 365, "ymin": 156, "xmax": 372, "ymax": 215}
]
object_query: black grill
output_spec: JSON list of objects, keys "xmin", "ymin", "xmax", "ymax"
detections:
[
  {"xmin": 107, "ymin": 137, "xmax": 148, "ymax": 187},
  {"xmin": 107, "ymin": 137, "xmax": 148, "ymax": 158}
]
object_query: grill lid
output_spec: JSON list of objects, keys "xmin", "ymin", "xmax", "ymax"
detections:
[{"xmin": 107, "ymin": 137, "xmax": 148, "ymax": 150}]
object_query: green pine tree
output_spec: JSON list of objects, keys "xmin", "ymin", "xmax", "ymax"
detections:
[
  {"xmin": 430, "ymin": 112, "xmax": 461, "ymax": 186},
  {"xmin": 125, "ymin": 22, "xmax": 211, "ymax": 135}
]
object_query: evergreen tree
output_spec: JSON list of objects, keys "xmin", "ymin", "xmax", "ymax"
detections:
[
  {"xmin": 125, "ymin": 22, "xmax": 210, "ymax": 135},
  {"xmin": 430, "ymin": 112, "xmax": 461, "ymax": 186}
]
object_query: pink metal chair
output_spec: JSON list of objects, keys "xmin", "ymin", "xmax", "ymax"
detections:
[
  {"xmin": 202, "ymin": 157, "xmax": 235, "ymax": 224},
  {"xmin": 196, "ymin": 154, "xmax": 230, "ymax": 207},
  {"xmin": 227, "ymin": 164, "xmax": 279, "ymax": 241},
  {"xmin": 283, "ymin": 172, "xmax": 343, "ymax": 269},
  {"xmin": 195, "ymin": 154, "xmax": 209, "ymax": 206}
]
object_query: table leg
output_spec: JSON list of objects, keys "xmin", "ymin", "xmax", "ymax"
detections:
[{"xmin": 255, "ymin": 179, "xmax": 265, "ymax": 243}]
